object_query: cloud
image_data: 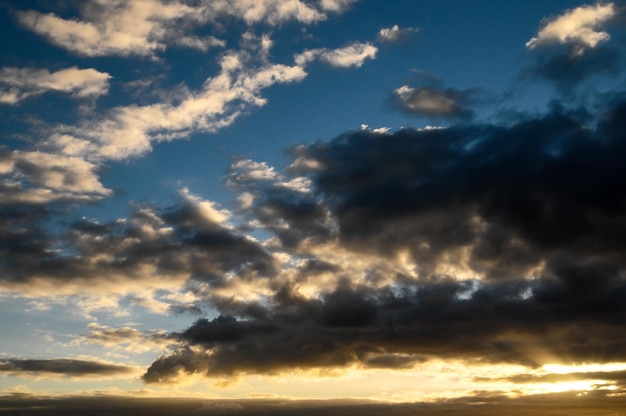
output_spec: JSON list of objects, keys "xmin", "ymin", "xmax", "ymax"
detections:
[
  {"xmin": 0, "ymin": 149, "xmax": 111, "ymax": 204},
  {"xmin": 73, "ymin": 323, "xmax": 175, "ymax": 353},
  {"xmin": 0, "ymin": 358, "xmax": 135, "ymax": 377},
  {"xmin": 173, "ymin": 36, "xmax": 226, "ymax": 52},
  {"xmin": 523, "ymin": 44, "xmax": 621, "ymax": 92},
  {"xmin": 16, "ymin": 0, "xmax": 358, "ymax": 57},
  {"xmin": 318, "ymin": 0, "xmax": 359, "ymax": 13},
  {"xmin": 43, "ymin": 35, "xmax": 307, "ymax": 162},
  {"xmin": 377, "ymin": 25, "xmax": 419, "ymax": 43},
  {"xmin": 17, "ymin": 0, "xmax": 195, "ymax": 57},
  {"xmin": 0, "ymin": 189, "xmax": 275, "ymax": 312},
  {"xmin": 0, "ymin": 67, "xmax": 111, "ymax": 104},
  {"xmin": 295, "ymin": 42, "xmax": 377, "ymax": 68},
  {"xmin": 522, "ymin": 2, "xmax": 624, "ymax": 91},
  {"xmin": 144, "ymin": 96, "xmax": 626, "ymax": 382},
  {"xmin": 391, "ymin": 85, "xmax": 474, "ymax": 118},
  {"xmin": 526, "ymin": 2, "xmax": 617, "ymax": 55}
]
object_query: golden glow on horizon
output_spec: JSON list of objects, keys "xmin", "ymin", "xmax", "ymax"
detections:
[
  {"xmin": 2, "ymin": 358, "xmax": 623, "ymax": 402},
  {"xmin": 542, "ymin": 362, "xmax": 626, "ymax": 374}
]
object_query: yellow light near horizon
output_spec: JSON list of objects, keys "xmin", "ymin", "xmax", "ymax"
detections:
[{"xmin": 542, "ymin": 362, "xmax": 626, "ymax": 374}]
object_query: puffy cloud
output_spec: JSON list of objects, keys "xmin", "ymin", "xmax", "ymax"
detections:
[
  {"xmin": 523, "ymin": 3, "xmax": 623, "ymax": 91},
  {"xmin": 295, "ymin": 42, "xmax": 377, "ymax": 68},
  {"xmin": 0, "ymin": 66, "xmax": 111, "ymax": 105},
  {"xmin": 17, "ymin": 0, "xmax": 358, "ymax": 57},
  {"xmin": 377, "ymin": 25, "xmax": 419, "ymax": 43},
  {"xmin": 526, "ymin": 2, "xmax": 617, "ymax": 55},
  {"xmin": 392, "ymin": 86, "xmax": 474, "ymax": 118},
  {"xmin": 0, "ymin": 149, "xmax": 111, "ymax": 204},
  {"xmin": 17, "ymin": 0, "xmax": 195, "ymax": 57},
  {"xmin": 0, "ymin": 358, "xmax": 135, "ymax": 377},
  {"xmin": 0, "ymin": 191, "xmax": 274, "ymax": 306}
]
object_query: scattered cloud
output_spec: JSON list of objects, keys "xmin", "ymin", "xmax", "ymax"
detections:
[
  {"xmin": 16, "ymin": 0, "xmax": 360, "ymax": 57},
  {"xmin": 523, "ymin": 2, "xmax": 624, "ymax": 92},
  {"xmin": 0, "ymin": 190, "xmax": 274, "ymax": 305},
  {"xmin": 295, "ymin": 42, "xmax": 377, "ymax": 68},
  {"xmin": 0, "ymin": 149, "xmax": 111, "ymax": 204},
  {"xmin": 44, "ymin": 35, "xmax": 307, "ymax": 162},
  {"xmin": 526, "ymin": 2, "xmax": 617, "ymax": 55},
  {"xmin": 392, "ymin": 85, "xmax": 475, "ymax": 118},
  {"xmin": 377, "ymin": 25, "xmax": 419, "ymax": 43},
  {"xmin": 173, "ymin": 36, "xmax": 226, "ymax": 52},
  {"xmin": 0, "ymin": 67, "xmax": 111, "ymax": 105},
  {"xmin": 73, "ymin": 323, "xmax": 174, "ymax": 353}
]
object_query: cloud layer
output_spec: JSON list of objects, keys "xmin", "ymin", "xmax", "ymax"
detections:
[
  {"xmin": 139, "ymin": 95, "xmax": 626, "ymax": 382},
  {"xmin": 0, "ymin": 358, "xmax": 134, "ymax": 377}
]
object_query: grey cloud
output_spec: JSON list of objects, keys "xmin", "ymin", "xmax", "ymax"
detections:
[
  {"xmin": 144, "ymin": 272, "xmax": 626, "ymax": 381},
  {"xmin": 523, "ymin": 44, "xmax": 622, "ymax": 93},
  {"xmin": 0, "ymin": 358, "xmax": 134, "ymax": 376},
  {"xmin": 0, "ymin": 193, "xmax": 274, "ymax": 292},
  {"xmin": 391, "ymin": 86, "xmax": 475, "ymax": 119},
  {"xmin": 145, "ymin": 95, "xmax": 626, "ymax": 381},
  {"xmin": 476, "ymin": 370, "xmax": 626, "ymax": 385}
]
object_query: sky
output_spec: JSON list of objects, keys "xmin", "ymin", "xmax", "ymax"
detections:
[{"xmin": 1, "ymin": 0, "xmax": 626, "ymax": 414}]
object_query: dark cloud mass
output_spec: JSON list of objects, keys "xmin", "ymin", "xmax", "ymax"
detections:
[
  {"xmin": 143, "ymin": 95, "xmax": 626, "ymax": 382},
  {"xmin": 0, "ymin": 195, "xmax": 274, "ymax": 289},
  {"xmin": 0, "ymin": 358, "xmax": 133, "ymax": 376}
]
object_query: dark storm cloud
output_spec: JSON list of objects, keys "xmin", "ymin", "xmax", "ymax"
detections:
[
  {"xmin": 145, "ymin": 273, "xmax": 626, "ymax": 381},
  {"xmin": 0, "ymin": 358, "xmax": 133, "ymax": 376},
  {"xmin": 145, "ymin": 95, "xmax": 626, "ymax": 381}
]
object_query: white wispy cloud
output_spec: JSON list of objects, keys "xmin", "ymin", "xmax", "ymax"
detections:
[
  {"xmin": 377, "ymin": 25, "xmax": 419, "ymax": 43},
  {"xmin": 526, "ymin": 2, "xmax": 616, "ymax": 54},
  {"xmin": 318, "ymin": 0, "xmax": 359, "ymax": 12},
  {"xmin": 17, "ymin": 0, "xmax": 359, "ymax": 57},
  {"xmin": 18, "ymin": 0, "xmax": 196, "ymax": 57},
  {"xmin": 49, "ymin": 42, "xmax": 307, "ymax": 162},
  {"xmin": 173, "ymin": 35, "xmax": 226, "ymax": 52},
  {"xmin": 0, "ymin": 67, "xmax": 111, "ymax": 105},
  {"xmin": 295, "ymin": 42, "xmax": 377, "ymax": 68}
]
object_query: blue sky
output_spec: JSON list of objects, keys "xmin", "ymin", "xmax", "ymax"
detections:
[{"xmin": 2, "ymin": 0, "xmax": 626, "ymax": 413}]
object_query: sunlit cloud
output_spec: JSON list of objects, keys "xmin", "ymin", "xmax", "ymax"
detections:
[
  {"xmin": 526, "ymin": 2, "xmax": 616, "ymax": 55},
  {"xmin": 0, "ymin": 66, "xmax": 111, "ymax": 105},
  {"xmin": 295, "ymin": 42, "xmax": 378, "ymax": 68}
]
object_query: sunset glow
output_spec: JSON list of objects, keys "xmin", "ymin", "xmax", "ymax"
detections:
[{"xmin": 2, "ymin": 1, "xmax": 626, "ymax": 415}]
